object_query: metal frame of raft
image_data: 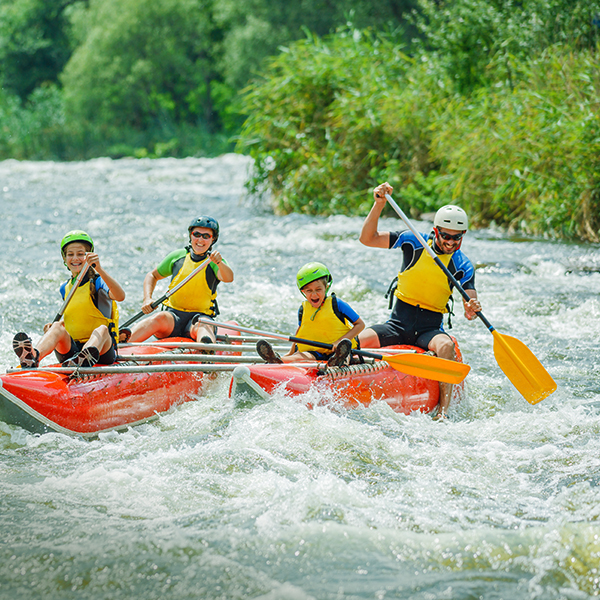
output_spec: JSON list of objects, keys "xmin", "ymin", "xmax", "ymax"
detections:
[{"xmin": 1, "ymin": 329, "xmax": 462, "ymax": 437}]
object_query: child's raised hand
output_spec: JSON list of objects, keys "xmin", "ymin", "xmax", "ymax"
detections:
[
  {"xmin": 85, "ymin": 252, "xmax": 99, "ymax": 269},
  {"xmin": 210, "ymin": 250, "xmax": 223, "ymax": 266}
]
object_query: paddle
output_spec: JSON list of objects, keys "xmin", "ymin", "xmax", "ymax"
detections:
[
  {"xmin": 120, "ymin": 257, "xmax": 212, "ymax": 333},
  {"xmin": 196, "ymin": 317, "xmax": 470, "ymax": 384},
  {"xmin": 120, "ymin": 341, "xmax": 295, "ymax": 353},
  {"xmin": 53, "ymin": 261, "xmax": 91, "ymax": 323},
  {"xmin": 384, "ymin": 193, "xmax": 556, "ymax": 404},
  {"xmin": 116, "ymin": 353, "xmax": 271, "ymax": 364},
  {"xmin": 6, "ymin": 362, "xmax": 330, "ymax": 375}
]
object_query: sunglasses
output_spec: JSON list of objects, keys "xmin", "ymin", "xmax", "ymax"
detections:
[
  {"xmin": 436, "ymin": 229, "xmax": 465, "ymax": 241},
  {"xmin": 191, "ymin": 232, "xmax": 212, "ymax": 239}
]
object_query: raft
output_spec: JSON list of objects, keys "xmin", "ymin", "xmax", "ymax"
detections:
[
  {"xmin": 229, "ymin": 340, "xmax": 464, "ymax": 413},
  {"xmin": 0, "ymin": 325, "xmax": 241, "ymax": 438}
]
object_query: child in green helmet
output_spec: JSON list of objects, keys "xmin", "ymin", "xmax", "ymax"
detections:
[
  {"xmin": 256, "ymin": 262, "xmax": 365, "ymax": 367},
  {"xmin": 12, "ymin": 230, "xmax": 125, "ymax": 369}
]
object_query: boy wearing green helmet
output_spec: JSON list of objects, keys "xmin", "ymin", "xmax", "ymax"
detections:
[
  {"xmin": 13, "ymin": 230, "xmax": 125, "ymax": 369},
  {"xmin": 256, "ymin": 262, "xmax": 365, "ymax": 366},
  {"xmin": 120, "ymin": 216, "xmax": 233, "ymax": 344}
]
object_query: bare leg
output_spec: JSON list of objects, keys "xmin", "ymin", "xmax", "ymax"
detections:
[
  {"xmin": 82, "ymin": 325, "xmax": 113, "ymax": 355},
  {"xmin": 189, "ymin": 321, "xmax": 216, "ymax": 343},
  {"xmin": 357, "ymin": 327, "xmax": 381, "ymax": 349},
  {"xmin": 128, "ymin": 312, "xmax": 176, "ymax": 342},
  {"xmin": 37, "ymin": 322, "xmax": 74, "ymax": 361},
  {"xmin": 281, "ymin": 351, "xmax": 316, "ymax": 364},
  {"xmin": 428, "ymin": 333, "xmax": 456, "ymax": 417}
]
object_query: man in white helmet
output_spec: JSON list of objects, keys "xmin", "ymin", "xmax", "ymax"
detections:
[{"xmin": 358, "ymin": 181, "xmax": 481, "ymax": 419}]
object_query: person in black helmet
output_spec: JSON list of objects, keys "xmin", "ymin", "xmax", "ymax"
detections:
[{"xmin": 121, "ymin": 216, "xmax": 233, "ymax": 344}]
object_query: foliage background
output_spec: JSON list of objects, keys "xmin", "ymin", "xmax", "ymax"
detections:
[{"xmin": 1, "ymin": 0, "xmax": 599, "ymax": 239}]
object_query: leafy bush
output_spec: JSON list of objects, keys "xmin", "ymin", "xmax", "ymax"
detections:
[
  {"xmin": 413, "ymin": 0, "xmax": 600, "ymax": 93},
  {"xmin": 237, "ymin": 0, "xmax": 600, "ymax": 241},
  {"xmin": 430, "ymin": 46, "xmax": 600, "ymax": 239},
  {"xmin": 238, "ymin": 29, "xmax": 426, "ymax": 216}
]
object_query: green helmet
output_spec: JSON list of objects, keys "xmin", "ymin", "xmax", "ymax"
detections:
[
  {"xmin": 60, "ymin": 230, "xmax": 94, "ymax": 255},
  {"xmin": 296, "ymin": 262, "xmax": 332, "ymax": 292}
]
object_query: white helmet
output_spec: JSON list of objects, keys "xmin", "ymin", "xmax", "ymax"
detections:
[{"xmin": 434, "ymin": 205, "xmax": 468, "ymax": 231}]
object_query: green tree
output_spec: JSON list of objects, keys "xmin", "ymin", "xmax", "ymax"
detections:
[
  {"xmin": 0, "ymin": 0, "xmax": 81, "ymax": 98},
  {"xmin": 214, "ymin": 0, "xmax": 418, "ymax": 89},
  {"xmin": 413, "ymin": 0, "xmax": 600, "ymax": 92},
  {"xmin": 61, "ymin": 0, "xmax": 223, "ymax": 133}
]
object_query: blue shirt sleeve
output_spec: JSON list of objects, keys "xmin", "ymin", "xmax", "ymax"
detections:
[
  {"xmin": 390, "ymin": 230, "xmax": 429, "ymax": 250},
  {"xmin": 334, "ymin": 298, "xmax": 361, "ymax": 324},
  {"xmin": 451, "ymin": 251, "xmax": 476, "ymax": 290},
  {"xmin": 95, "ymin": 276, "xmax": 110, "ymax": 294}
]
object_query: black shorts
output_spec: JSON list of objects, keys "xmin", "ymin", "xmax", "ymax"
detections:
[
  {"xmin": 165, "ymin": 308, "xmax": 215, "ymax": 339},
  {"xmin": 55, "ymin": 338, "xmax": 117, "ymax": 365},
  {"xmin": 370, "ymin": 299, "xmax": 451, "ymax": 350}
]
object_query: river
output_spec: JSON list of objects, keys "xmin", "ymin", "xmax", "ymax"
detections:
[{"xmin": 1, "ymin": 155, "xmax": 599, "ymax": 600}]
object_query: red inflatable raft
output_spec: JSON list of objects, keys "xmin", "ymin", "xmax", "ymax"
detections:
[
  {"xmin": 0, "ymin": 325, "xmax": 241, "ymax": 438},
  {"xmin": 229, "ymin": 340, "xmax": 464, "ymax": 414}
]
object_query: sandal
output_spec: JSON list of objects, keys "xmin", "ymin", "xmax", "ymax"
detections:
[
  {"xmin": 256, "ymin": 340, "xmax": 283, "ymax": 364},
  {"xmin": 432, "ymin": 409, "xmax": 448, "ymax": 421},
  {"xmin": 12, "ymin": 332, "xmax": 40, "ymax": 368},
  {"xmin": 200, "ymin": 335, "xmax": 215, "ymax": 355},
  {"xmin": 64, "ymin": 346, "xmax": 100, "ymax": 368},
  {"xmin": 327, "ymin": 339, "xmax": 352, "ymax": 367}
]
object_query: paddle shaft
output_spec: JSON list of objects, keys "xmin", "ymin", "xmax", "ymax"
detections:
[
  {"xmin": 196, "ymin": 317, "xmax": 470, "ymax": 383},
  {"xmin": 53, "ymin": 261, "xmax": 91, "ymax": 323},
  {"xmin": 121, "ymin": 257, "xmax": 212, "ymax": 330},
  {"xmin": 199, "ymin": 318, "xmax": 425, "ymax": 362},
  {"xmin": 384, "ymin": 194, "xmax": 494, "ymax": 331}
]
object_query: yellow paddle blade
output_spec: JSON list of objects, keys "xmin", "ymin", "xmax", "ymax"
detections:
[
  {"xmin": 381, "ymin": 353, "xmax": 470, "ymax": 384},
  {"xmin": 492, "ymin": 331, "xmax": 556, "ymax": 404}
]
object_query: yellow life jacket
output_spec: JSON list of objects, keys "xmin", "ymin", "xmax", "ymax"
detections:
[
  {"xmin": 63, "ymin": 278, "xmax": 119, "ymax": 344},
  {"xmin": 394, "ymin": 239, "xmax": 454, "ymax": 313},
  {"xmin": 163, "ymin": 253, "xmax": 217, "ymax": 314},
  {"xmin": 296, "ymin": 295, "xmax": 358, "ymax": 353}
]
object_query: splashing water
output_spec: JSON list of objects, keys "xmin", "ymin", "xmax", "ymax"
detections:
[{"xmin": 1, "ymin": 156, "xmax": 600, "ymax": 600}]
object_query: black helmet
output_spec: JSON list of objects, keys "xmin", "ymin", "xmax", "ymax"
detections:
[{"xmin": 188, "ymin": 216, "xmax": 219, "ymax": 244}]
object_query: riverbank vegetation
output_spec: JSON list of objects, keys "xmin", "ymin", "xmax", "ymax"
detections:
[
  {"xmin": 0, "ymin": 0, "xmax": 416, "ymax": 160},
  {"xmin": 237, "ymin": 0, "xmax": 600, "ymax": 240},
  {"xmin": 1, "ymin": 0, "xmax": 599, "ymax": 239}
]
